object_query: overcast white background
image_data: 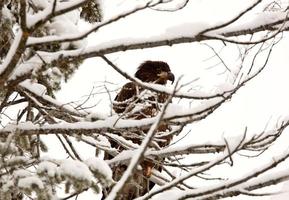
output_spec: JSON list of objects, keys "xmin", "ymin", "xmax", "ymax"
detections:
[{"xmin": 41, "ymin": 0, "xmax": 289, "ymax": 199}]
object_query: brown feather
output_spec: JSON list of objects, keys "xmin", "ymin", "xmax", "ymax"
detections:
[{"xmin": 113, "ymin": 82, "xmax": 137, "ymax": 113}]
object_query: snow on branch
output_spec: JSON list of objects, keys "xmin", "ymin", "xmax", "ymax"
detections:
[
  {"xmin": 27, "ymin": 0, "xmax": 88, "ymax": 28},
  {"xmin": 27, "ymin": 0, "xmax": 165, "ymax": 47},
  {"xmin": 172, "ymin": 142, "xmax": 289, "ymax": 200},
  {"xmin": 1, "ymin": 0, "xmax": 289, "ymax": 199},
  {"xmin": 32, "ymin": 9, "xmax": 288, "ymax": 60}
]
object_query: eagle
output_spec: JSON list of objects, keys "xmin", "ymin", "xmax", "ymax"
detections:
[
  {"xmin": 103, "ymin": 61, "xmax": 175, "ymax": 200},
  {"xmin": 113, "ymin": 60, "xmax": 175, "ymax": 115}
]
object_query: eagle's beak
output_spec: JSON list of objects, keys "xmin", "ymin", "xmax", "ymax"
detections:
[{"xmin": 168, "ymin": 72, "xmax": 175, "ymax": 84}]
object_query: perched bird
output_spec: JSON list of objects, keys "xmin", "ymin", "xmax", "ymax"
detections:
[
  {"xmin": 103, "ymin": 61, "xmax": 175, "ymax": 200},
  {"xmin": 113, "ymin": 60, "xmax": 175, "ymax": 115}
]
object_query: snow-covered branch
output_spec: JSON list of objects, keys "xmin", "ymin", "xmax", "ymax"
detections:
[{"xmin": 1, "ymin": 0, "xmax": 289, "ymax": 199}]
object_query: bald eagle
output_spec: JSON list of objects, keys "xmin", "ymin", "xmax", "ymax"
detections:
[{"xmin": 103, "ymin": 61, "xmax": 175, "ymax": 200}]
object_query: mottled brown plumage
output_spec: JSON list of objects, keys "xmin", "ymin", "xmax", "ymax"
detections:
[{"xmin": 103, "ymin": 61, "xmax": 174, "ymax": 200}]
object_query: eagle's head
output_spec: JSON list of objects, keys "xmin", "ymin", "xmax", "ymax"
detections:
[{"xmin": 135, "ymin": 61, "xmax": 175, "ymax": 85}]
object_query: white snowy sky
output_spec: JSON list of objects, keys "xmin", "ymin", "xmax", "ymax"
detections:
[{"xmin": 44, "ymin": 0, "xmax": 289, "ymax": 199}]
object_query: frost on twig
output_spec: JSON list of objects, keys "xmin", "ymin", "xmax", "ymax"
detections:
[{"xmin": 0, "ymin": 0, "xmax": 289, "ymax": 199}]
